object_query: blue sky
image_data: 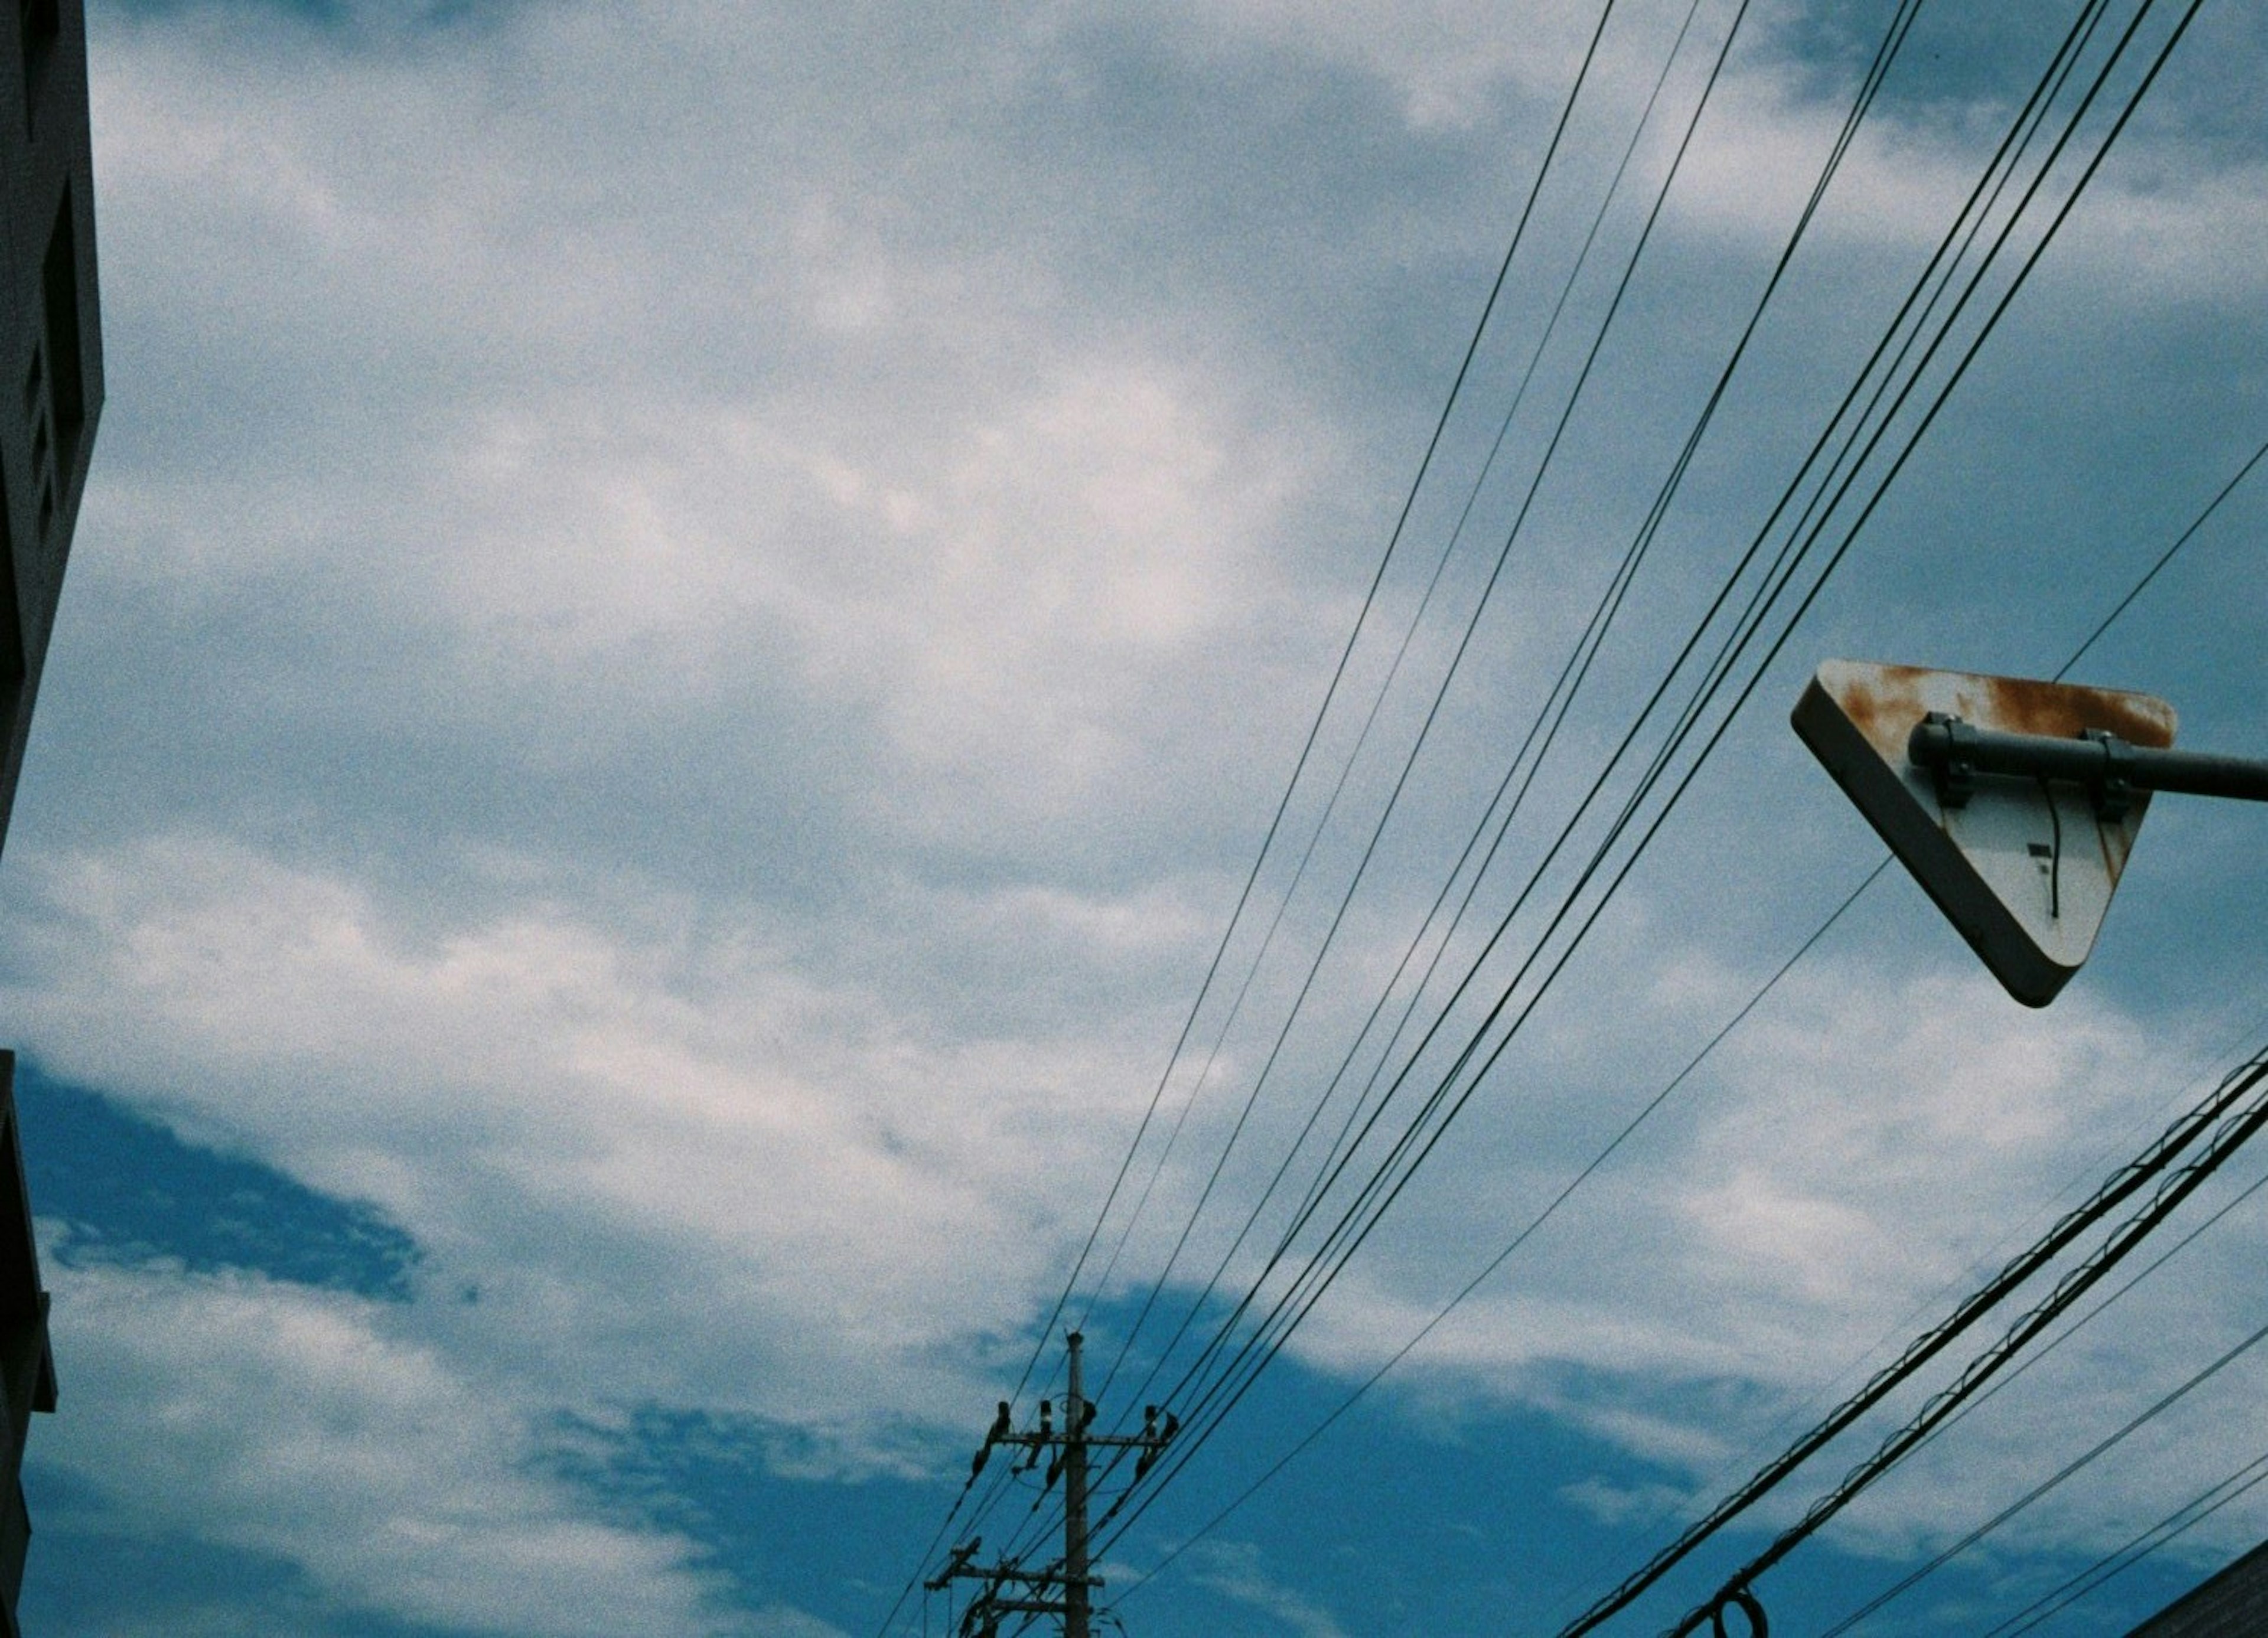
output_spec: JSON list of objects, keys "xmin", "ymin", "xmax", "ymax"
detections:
[{"xmin": 3, "ymin": 0, "xmax": 2267, "ymax": 1633}]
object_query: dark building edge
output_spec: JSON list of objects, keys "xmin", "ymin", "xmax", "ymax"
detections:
[
  {"xmin": 2126, "ymin": 1539, "xmax": 2268, "ymax": 1638},
  {"xmin": 0, "ymin": 0, "xmax": 102, "ymax": 1630},
  {"xmin": 0, "ymin": 0, "xmax": 102, "ymax": 854}
]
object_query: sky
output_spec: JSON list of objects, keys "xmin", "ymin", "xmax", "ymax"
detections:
[{"xmin": 4, "ymin": 0, "xmax": 2268, "ymax": 1634}]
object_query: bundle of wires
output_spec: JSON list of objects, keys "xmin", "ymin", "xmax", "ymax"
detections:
[{"xmin": 875, "ymin": 0, "xmax": 2242, "ymax": 1628}]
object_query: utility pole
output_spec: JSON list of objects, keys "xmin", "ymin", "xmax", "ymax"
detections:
[
  {"xmin": 1063, "ymin": 1331, "xmax": 1091, "ymax": 1638},
  {"xmin": 928, "ymin": 1332, "xmax": 1178, "ymax": 1638}
]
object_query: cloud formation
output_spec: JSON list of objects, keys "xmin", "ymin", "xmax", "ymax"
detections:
[{"xmin": 8, "ymin": 0, "xmax": 2267, "ymax": 1632}]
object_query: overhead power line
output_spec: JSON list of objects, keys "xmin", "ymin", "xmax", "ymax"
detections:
[
  {"xmin": 889, "ymin": 0, "xmax": 2240, "ymax": 1621},
  {"xmin": 1980, "ymin": 1444, "xmax": 2268, "ymax": 1636},
  {"xmin": 1110, "ymin": 0, "xmax": 2207, "ymax": 1565},
  {"xmin": 1091, "ymin": 0, "xmax": 1755, "ymax": 1423},
  {"xmin": 1594, "ymin": 1043, "xmax": 2268, "ymax": 1638},
  {"xmin": 1045, "ymin": 0, "xmax": 1632, "ymax": 1370},
  {"xmin": 1002, "ymin": 0, "xmax": 2195, "ymax": 1591},
  {"xmin": 883, "ymin": 9, "xmax": 1643, "ymax": 1625},
  {"xmin": 1820, "ymin": 1309, "xmax": 2268, "ymax": 1634}
]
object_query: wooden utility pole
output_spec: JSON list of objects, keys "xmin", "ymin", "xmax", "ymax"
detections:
[{"xmin": 929, "ymin": 1332, "xmax": 1178, "ymax": 1637}]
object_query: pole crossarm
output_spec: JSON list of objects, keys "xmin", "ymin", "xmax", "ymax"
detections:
[
  {"xmin": 989, "ymin": 1414, "xmax": 1174, "ymax": 1453},
  {"xmin": 958, "ymin": 1592, "xmax": 1071, "ymax": 1638},
  {"xmin": 930, "ymin": 1333, "xmax": 1175, "ymax": 1638},
  {"xmin": 928, "ymin": 1562, "xmax": 1103, "ymax": 1591}
]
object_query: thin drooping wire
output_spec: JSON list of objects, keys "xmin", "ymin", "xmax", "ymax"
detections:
[
  {"xmin": 1160, "ymin": 0, "xmax": 1918, "ymax": 1366},
  {"xmin": 921, "ymin": 0, "xmax": 2231, "ymax": 1606},
  {"xmin": 1651, "ymin": 1050, "xmax": 2263, "ymax": 1638},
  {"xmin": 1572, "ymin": 1039, "xmax": 2268, "ymax": 1638},
  {"xmin": 1116, "ymin": 57, "xmax": 2136, "ymax": 1552},
  {"xmin": 1821, "ymin": 1306, "xmax": 2268, "ymax": 1633},
  {"xmin": 1061, "ymin": 0, "xmax": 1632, "ymax": 1379},
  {"xmin": 1030, "ymin": 0, "xmax": 1631, "ymax": 1391},
  {"xmin": 1099, "ymin": 0, "xmax": 1889, "ymax": 1463},
  {"xmin": 1082, "ymin": 0, "xmax": 2159, "ymax": 1554},
  {"xmin": 997, "ymin": 0, "xmax": 1758, "ymax": 1545},
  {"xmin": 1295, "ymin": 0, "xmax": 2168, "ymax": 1402},
  {"xmin": 1980, "ymin": 1446, "xmax": 2268, "ymax": 1636},
  {"xmin": 873, "ymin": 9, "xmax": 1634, "ymax": 1620},
  {"xmin": 2062, "ymin": 433, "xmax": 2268, "ymax": 674},
  {"xmin": 1161, "ymin": 0, "xmax": 2096, "ymax": 1407},
  {"xmin": 1118, "ymin": 859, "xmax": 1888, "ymax": 1599},
  {"xmin": 1089, "ymin": 0, "xmax": 1996, "ymax": 1506},
  {"xmin": 907, "ymin": 2, "xmax": 1654, "ymax": 1597},
  {"xmin": 1090, "ymin": 0, "xmax": 1749, "ymax": 1420},
  {"xmin": 968, "ymin": 38, "xmax": 1696, "ymax": 1614},
  {"xmin": 1090, "ymin": 47, "xmax": 2239, "ymax": 1636},
  {"xmin": 992, "ymin": 36, "xmax": 1781, "ymax": 1580},
  {"xmin": 1087, "ymin": 0, "xmax": 1725, "ymax": 1400},
  {"xmin": 1111, "ymin": 0, "xmax": 1934, "ymax": 1415}
]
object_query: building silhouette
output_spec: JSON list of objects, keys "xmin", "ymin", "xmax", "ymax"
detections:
[
  {"xmin": 0, "ymin": 0, "xmax": 102, "ymax": 1629},
  {"xmin": 2128, "ymin": 1540, "xmax": 2268, "ymax": 1637}
]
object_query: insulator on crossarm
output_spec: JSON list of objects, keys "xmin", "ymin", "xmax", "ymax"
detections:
[{"xmin": 928, "ymin": 1538, "xmax": 982, "ymax": 1590}]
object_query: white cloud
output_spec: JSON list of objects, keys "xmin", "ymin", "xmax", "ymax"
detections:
[
  {"xmin": 38, "ymin": 1257, "xmax": 752, "ymax": 1637},
  {"xmin": 1185, "ymin": 1539, "xmax": 1351, "ymax": 1638},
  {"xmin": 11, "ymin": 0, "xmax": 2267, "ymax": 1629},
  {"xmin": 2, "ymin": 830, "xmax": 1161, "ymax": 1440}
]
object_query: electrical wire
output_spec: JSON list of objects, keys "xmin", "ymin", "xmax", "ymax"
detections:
[
  {"xmin": 1820, "ymin": 1307, "xmax": 2268, "ymax": 1633},
  {"xmin": 1091, "ymin": 0, "xmax": 1754, "ymax": 1420},
  {"xmin": 1645, "ymin": 1043, "xmax": 2267, "ymax": 1638},
  {"xmin": 1079, "ymin": 0, "xmax": 2180, "ymax": 1570},
  {"xmin": 896, "ymin": 0, "xmax": 2241, "ymax": 1619},
  {"xmin": 1024, "ymin": 0, "xmax": 1632, "ymax": 1413},
  {"xmin": 1982, "ymin": 1446, "xmax": 2268, "ymax": 1636},
  {"xmin": 988, "ymin": 0, "xmax": 1781, "ymax": 1567},
  {"xmin": 879, "ymin": 8, "xmax": 1641, "ymax": 1616},
  {"xmin": 1536, "ymin": 1045, "xmax": 2267, "ymax": 1634},
  {"xmin": 1117, "ymin": 858, "xmax": 1890, "ymax": 1600}
]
